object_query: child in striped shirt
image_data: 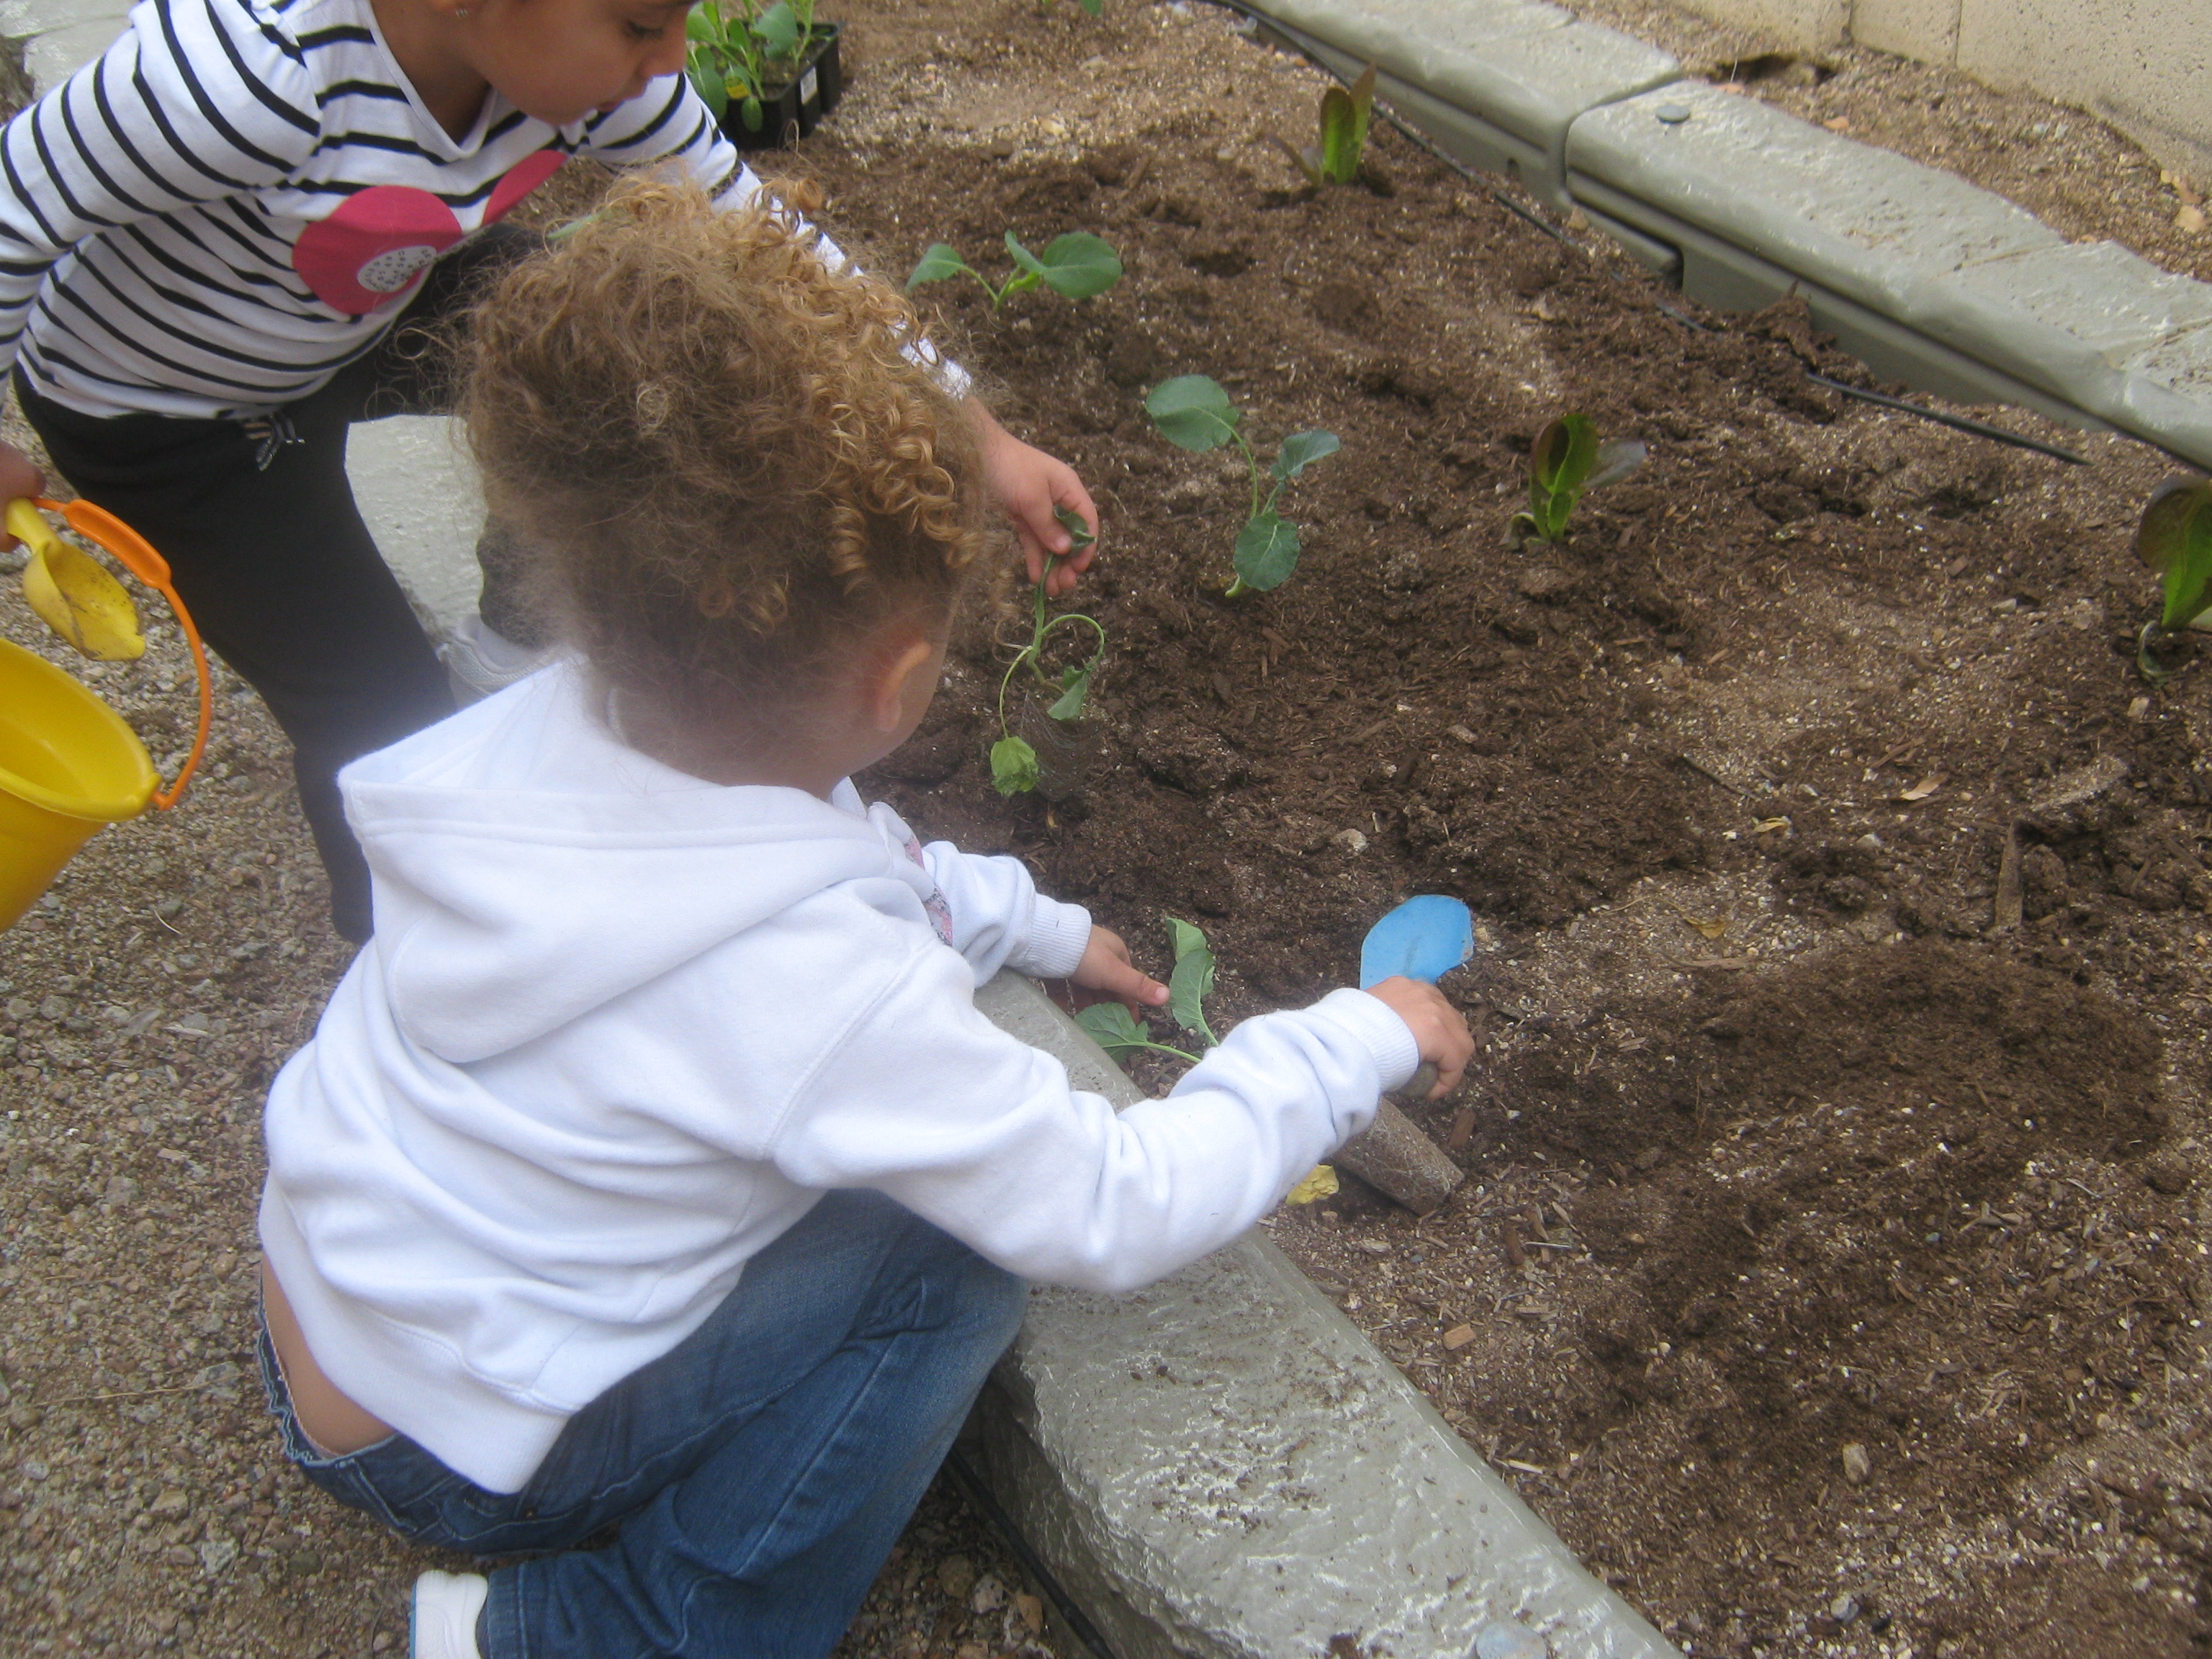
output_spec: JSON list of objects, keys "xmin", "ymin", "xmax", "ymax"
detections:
[{"xmin": 0, "ymin": 0, "xmax": 1094, "ymax": 940}]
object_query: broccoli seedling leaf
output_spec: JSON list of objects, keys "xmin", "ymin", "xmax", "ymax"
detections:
[
  {"xmin": 2138, "ymin": 477, "xmax": 2212, "ymax": 632},
  {"xmin": 907, "ymin": 244, "xmax": 970, "ymax": 291},
  {"xmin": 1166, "ymin": 917, "xmax": 1208, "ymax": 962},
  {"xmin": 1074, "ymin": 1001, "xmax": 1200, "ymax": 1066},
  {"xmin": 1076, "ymin": 0, "xmax": 1102, "ymax": 14},
  {"xmin": 1233, "ymin": 512, "xmax": 1301, "ymax": 592},
  {"xmin": 1036, "ymin": 233, "xmax": 1125, "ymax": 300},
  {"xmin": 689, "ymin": 63, "xmax": 729, "ymax": 120},
  {"xmin": 1053, "ymin": 503, "xmax": 1097, "ymax": 550},
  {"xmin": 1145, "ymin": 375, "xmax": 1241, "ymax": 452},
  {"xmin": 753, "ymin": 0, "xmax": 801, "ymax": 58},
  {"xmin": 1164, "ymin": 916, "xmax": 1220, "ymax": 1046},
  {"xmin": 1521, "ymin": 413, "xmax": 1641, "ymax": 544},
  {"xmin": 1076, "ymin": 1002, "xmax": 1151, "ymax": 1061},
  {"xmin": 1004, "ymin": 230, "xmax": 1048, "ymax": 280},
  {"xmin": 1272, "ymin": 428, "xmax": 1341, "ymax": 482},
  {"xmin": 1317, "ymin": 64, "xmax": 1375, "ymax": 186},
  {"xmin": 990, "ymin": 734, "xmax": 1040, "ymax": 796},
  {"xmin": 1048, "ymin": 654, "xmax": 1097, "ymax": 721},
  {"xmin": 738, "ymin": 94, "xmax": 765, "ymax": 132}
]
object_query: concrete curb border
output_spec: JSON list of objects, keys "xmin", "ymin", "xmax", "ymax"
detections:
[
  {"xmin": 970, "ymin": 974, "xmax": 1678, "ymax": 1659},
  {"xmin": 1238, "ymin": 0, "xmax": 2212, "ymax": 472}
]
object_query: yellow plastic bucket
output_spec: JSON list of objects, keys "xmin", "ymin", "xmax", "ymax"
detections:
[
  {"xmin": 0, "ymin": 498, "xmax": 211, "ymax": 932},
  {"xmin": 0, "ymin": 637, "xmax": 161, "ymax": 928}
]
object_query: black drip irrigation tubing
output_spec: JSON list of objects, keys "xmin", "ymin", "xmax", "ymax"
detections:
[
  {"xmin": 942, "ymin": 1445, "xmax": 1123, "ymax": 1659},
  {"xmin": 1803, "ymin": 372, "xmax": 2091, "ymax": 464}
]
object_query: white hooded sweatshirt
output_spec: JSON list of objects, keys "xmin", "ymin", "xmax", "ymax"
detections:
[{"xmin": 259, "ymin": 662, "xmax": 1418, "ymax": 1493}]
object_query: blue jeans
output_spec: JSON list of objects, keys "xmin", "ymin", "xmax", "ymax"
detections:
[{"xmin": 256, "ymin": 1191, "xmax": 1029, "ymax": 1658}]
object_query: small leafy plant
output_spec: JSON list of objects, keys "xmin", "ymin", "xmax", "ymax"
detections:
[
  {"xmin": 1511, "ymin": 413, "xmax": 1647, "ymax": 544},
  {"xmin": 991, "ymin": 509, "xmax": 1107, "ymax": 797},
  {"xmin": 1144, "ymin": 375, "xmax": 1339, "ymax": 596},
  {"xmin": 1075, "ymin": 917, "xmax": 1219, "ymax": 1064},
  {"xmin": 685, "ymin": 0, "xmax": 816, "ymax": 133},
  {"xmin": 907, "ymin": 233, "xmax": 1123, "ymax": 309},
  {"xmin": 2135, "ymin": 475, "xmax": 2212, "ymax": 683},
  {"xmin": 1272, "ymin": 64, "xmax": 1376, "ymax": 188}
]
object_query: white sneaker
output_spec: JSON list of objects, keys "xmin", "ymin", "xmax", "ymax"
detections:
[
  {"xmin": 411, "ymin": 1569, "xmax": 488, "ymax": 1659},
  {"xmin": 440, "ymin": 612, "xmax": 549, "ymax": 706}
]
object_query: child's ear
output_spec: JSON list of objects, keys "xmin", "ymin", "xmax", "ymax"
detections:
[{"xmin": 867, "ymin": 635, "xmax": 937, "ymax": 736}]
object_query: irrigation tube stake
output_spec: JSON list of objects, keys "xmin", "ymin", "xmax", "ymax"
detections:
[
  {"xmin": 943, "ymin": 1446, "xmax": 1123, "ymax": 1659},
  {"xmin": 1804, "ymin": 372, "xmax": 2090, "ymax": 464}
]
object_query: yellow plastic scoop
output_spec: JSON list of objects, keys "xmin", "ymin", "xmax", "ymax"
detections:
[
  {"xmin": 7, "ymin": 496, "xmax": 211, "ymax": 811},
  {"xmin": 12, "ymin": 497, "xmax": 145, "ymax": 660}
]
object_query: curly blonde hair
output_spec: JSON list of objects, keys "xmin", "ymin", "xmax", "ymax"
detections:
[{"xmin": 458, "ymin": 179, "xmax": 988, "ymax": 742}]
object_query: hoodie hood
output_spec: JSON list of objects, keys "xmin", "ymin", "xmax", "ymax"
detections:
[{"xmin": 340, "ymin": 662, "xmax": 913, "ymax": 1064}]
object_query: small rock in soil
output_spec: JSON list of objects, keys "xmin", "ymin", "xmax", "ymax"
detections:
[
  {"xmin": 1516, "ymin": 564, "xmax": 1579, "ymax": 603},
  {"xmin": 1842, "ymin": 1443, "xmax": 1872, "ymax": 1485},
  {"xmin": 937, "ymin": 1555, "xmax": 976, "ymax": 1603}
]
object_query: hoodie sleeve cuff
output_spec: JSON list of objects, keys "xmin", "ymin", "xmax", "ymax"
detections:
[
  {"xmin": 1317, "ymin": 987, "xmax": 1423, "ymax": 1096},
  {"xmin": 1019, "ymin": 897, "xmax": 1092, "ymax": 980}
]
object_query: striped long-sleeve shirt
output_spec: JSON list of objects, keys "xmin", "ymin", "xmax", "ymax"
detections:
[{"xmin": 0, "ymin": 0, "xmax": 747, "ymax": 419}]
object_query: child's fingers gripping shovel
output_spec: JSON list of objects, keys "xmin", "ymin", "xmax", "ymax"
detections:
[{"xmin": 1320, "ymin": 896, "xmax": 1475, "ymax": 1216}]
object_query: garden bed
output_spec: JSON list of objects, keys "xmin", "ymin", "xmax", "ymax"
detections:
[
  {"xmin": 811, "ymin": 4, "xmax": 2212, "ymax": 1655},
  {"xmin": 4, "ymin": 3, "xmax": 2212, "ymax": 1657}
]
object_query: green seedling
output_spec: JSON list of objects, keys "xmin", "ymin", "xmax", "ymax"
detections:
[
  {"xmin": 907, "ymin": 233, "xmax": 1123, "ymax": 310},
  {"xmin": 1272, "ymin": 64, "xmax": 1376, "ymax": 188},
  {"xmin": 1511, "ymin": 413, "xmax": 1647, "ymax": 544},
  {"xmin": 2135, "ymin": 475, "xmax": 2212, "ymax": 683},
  {"xmin": 1075, "ymin": 916, "xmax": 1219, "ymax": 1064},
  {"xmin": 1041, "ymin": 0, "xmax": 1103, "ymax": 14},
  {"xmin": 1143, "ymin": 375, "xmax": 1339, "ymax": 596},
  {"xmin": 990, "ymin": 508, "xmax": 1107, "ymax": 796},
  {"xmin": 685, "ymin": 0, "xmax": 815, "ymax": 132}
]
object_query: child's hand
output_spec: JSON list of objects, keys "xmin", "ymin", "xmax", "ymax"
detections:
[
  {"xmin": 966, "ymin": 399, "xmax": 1098, "ymax": 599},
  {"xmin": 0, "ymin": 441, "xmax": 46, "ymax": 551},
  {"xmin": 1071, "ymin": 926, "xmax": 1169, "ymax": 1016},
  {"xmin": 1363, "ymin": 977, "xmax": 1475, "ymax": 1100}
]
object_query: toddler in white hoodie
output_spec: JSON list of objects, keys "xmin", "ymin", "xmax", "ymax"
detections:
[{"xmin": 254, "ymin": 179, "xmax": 1474, "ymax": 1659}]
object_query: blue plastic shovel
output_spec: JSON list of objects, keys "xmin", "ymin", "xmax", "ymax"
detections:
[
  {"xmin": 1359, "ymin": 895, "xmax": 1475, "ymax": 1102},
  {"xmin": 1328, "ymin": 896, "xmax": 1475, "ymax": 1213}
]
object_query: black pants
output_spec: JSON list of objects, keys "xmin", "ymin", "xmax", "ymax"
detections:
[{"xmin": 19, "ymin": 228, "xmax": 538, "ymax": 943}]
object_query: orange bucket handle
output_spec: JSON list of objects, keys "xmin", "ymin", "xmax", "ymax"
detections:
[{"xmin": 29, "ymin": 497, "xmax": 212, "ymax": 810}]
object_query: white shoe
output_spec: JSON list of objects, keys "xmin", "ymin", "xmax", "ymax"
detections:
[
  {"xmin": 440, "ymin": 612, "xmax": 549, "ymax": 706},
  {"xmin": 411, "ymin": 1569, "xmax": 488, "ymax": 1659}
]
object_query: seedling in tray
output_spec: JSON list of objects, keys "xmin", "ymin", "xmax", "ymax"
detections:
[
  {"xmin": 907, "ymin": 233, "xmax": 1123, "ymax": 310},
  {"xmin": 1511, "ymin": 413, "xmax": 1646, "ymax": 544},
  {"xmin": 1272, "ymin": 63, "xmax": 1376, "ymax": 188},
  {"xmin": 991, "ymin": 509, "xmax": 1107, "ymax": 797},
  {"xmin": 685, "ymin": 0, "xmax": 815, "ymax": 133},
  {"xmin": 1076, "ymin": 917, "xmax": 1219, "ymax": 1064},
  {"xmin": 2135, "ymin": 475, "xmax": 2212, "ymax": 683},
  {"xmin": 1143, "ymin": 375, "xmax": 1339, "ymax": 596}
]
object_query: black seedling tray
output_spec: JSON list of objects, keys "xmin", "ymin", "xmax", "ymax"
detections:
[{"xmin": 724, "ymin": 24, "xmax": 842, "ymax": 151}]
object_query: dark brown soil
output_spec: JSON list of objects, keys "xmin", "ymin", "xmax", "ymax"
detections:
[{"xmin": 809, "ymin": 4, "xmax": 2212, "ymax": 1655}]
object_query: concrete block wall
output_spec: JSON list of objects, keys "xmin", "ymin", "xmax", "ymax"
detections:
[{"xmin": 1671, "ymin": 0, "xmax": 2212, "ymax": 181}]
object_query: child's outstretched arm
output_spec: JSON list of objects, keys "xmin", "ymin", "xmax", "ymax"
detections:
[{"xmin": 770, "ymin": 940, "xmax": 1447, "ymax": 1294}]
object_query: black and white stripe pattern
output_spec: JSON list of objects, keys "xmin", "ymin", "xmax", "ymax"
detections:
[{"xmin": 0, "ymin": 0, "xmax": 744, "ymax": 418}]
